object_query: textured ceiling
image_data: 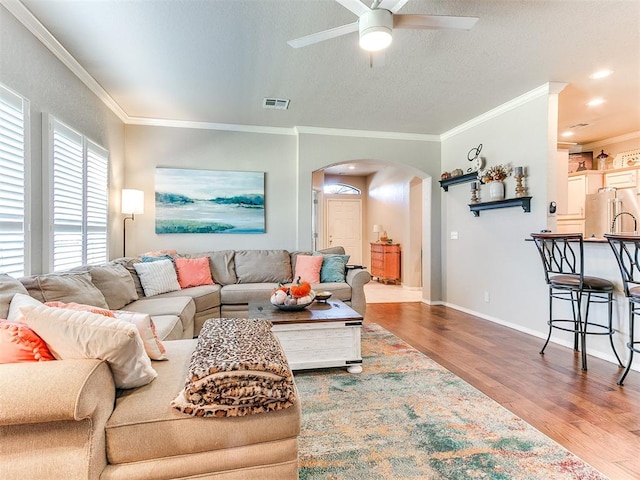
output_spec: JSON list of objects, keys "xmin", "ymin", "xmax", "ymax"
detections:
[{"xmin": 16, "ymin": 0, "xmax": 640, "ymax": 145}]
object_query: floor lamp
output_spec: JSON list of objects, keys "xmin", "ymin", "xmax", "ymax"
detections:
[{"xmin": 122, "ymin": 189, "xmax": 144, "ymax": 257}]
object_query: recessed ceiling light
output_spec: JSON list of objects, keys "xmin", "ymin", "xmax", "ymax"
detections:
[
  {"xmin": 590, "ymin": 69, "xmax": 614, "ymax": 79},
  {"xmin": 561, "ymin": 131, "xmax": 575, "ymax": 137},
  {"xmin": 587, "ymin": 98, "xmax": 605, "ymax": 107},
  {"xmin": 348, "ymin": 165, "xmax": 355, "ymax": 170}
]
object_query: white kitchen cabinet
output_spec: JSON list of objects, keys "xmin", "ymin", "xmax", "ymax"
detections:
[
  {"xmin": 565, "ymin": 171, "xmax": 603, "ymax": 219},
  {"xmin": 605, "ymin": 168, "xmax": 638, "ymax": 189}
]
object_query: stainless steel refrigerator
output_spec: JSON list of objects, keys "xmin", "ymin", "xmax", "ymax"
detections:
[{"xmin": 585, "ymin": 187, "xmax": 640, "ymax": 238}]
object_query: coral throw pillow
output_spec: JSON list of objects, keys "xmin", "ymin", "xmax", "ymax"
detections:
[
  {"xmin": 293, "ymin": 255, "xmax": 323, "ymax": 284},
  {"xmin": 45, "ymin": 301, "xmax": 115, "ymax": 317},
  {"xmin": 174, "ymin": 257, "xmax": 214, "ymax": 289},
  {"xmin": 0, "ymin": 321, "xmax": 55, "ymax": 363}
]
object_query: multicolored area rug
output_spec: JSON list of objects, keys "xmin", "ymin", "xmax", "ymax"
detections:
[{"xmin": 294, "ymin": 324, "xmax": 608, "ymax": 480}]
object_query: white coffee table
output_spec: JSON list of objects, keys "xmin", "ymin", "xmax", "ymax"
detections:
[{"xmin": 248, "ymin": 299, "xmax": 363, "ymax": 373}]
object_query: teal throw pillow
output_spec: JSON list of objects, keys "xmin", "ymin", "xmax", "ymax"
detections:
[
  {"xmin": 314, "ymin": 253, "xmax": 350, "ymax": 283},
  {"xmin": 141, "ymin": 254, "xmax": 174, "ymax": 263}
]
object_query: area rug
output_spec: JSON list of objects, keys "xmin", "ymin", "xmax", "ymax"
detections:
[{"xmin": 294, "ymin": 324, "xmax": 607, "ymax": 480}]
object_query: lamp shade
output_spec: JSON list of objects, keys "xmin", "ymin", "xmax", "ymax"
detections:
[
  {"xmin": 373, "ymin": 224, "xmax": 382, "ymax": 233},
  {"xmin": 121, "ymin": 189, "xmax": 144, "ymax": 215}
]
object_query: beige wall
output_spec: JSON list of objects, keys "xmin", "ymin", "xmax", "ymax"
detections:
[{"xmin": 0, "ymin": 5, "xmax": 125, "ymax": 273}]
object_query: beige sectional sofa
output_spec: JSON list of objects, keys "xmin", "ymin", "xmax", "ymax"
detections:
[{"xmin": 0, "ymin": 247, "xmax": 370, "ymax": 479}]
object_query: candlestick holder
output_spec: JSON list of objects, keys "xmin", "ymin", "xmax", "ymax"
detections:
[
  {"xmin": 470, "ymin": 182, "xmax": 480, "ymax": 204},
  {"xmin": 515, "ymin": 174, "xmax": 526, "ymax": 198}
]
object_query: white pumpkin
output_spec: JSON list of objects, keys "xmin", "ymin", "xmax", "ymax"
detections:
[
  {"xmin": 297, "ymin": 294, "xmax": 313, "ymax": 305},
  {"xmin": 270, "ymin": 290, "xmax": 287, "ymax": 305}
]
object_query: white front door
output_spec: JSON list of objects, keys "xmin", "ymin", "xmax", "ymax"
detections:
[{"xmin": 325, "ymin": 198, "xmax": 362, "ymax": 265}]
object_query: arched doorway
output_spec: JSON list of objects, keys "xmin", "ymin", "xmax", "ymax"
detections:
[{"xmin": 313, "ymin": 160, "xmax": 428, "ymax": 291}]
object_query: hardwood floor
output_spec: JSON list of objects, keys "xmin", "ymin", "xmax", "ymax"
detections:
[{"xmin": 365, "ymin": 302, "xmax": 640, "ymax": 480}]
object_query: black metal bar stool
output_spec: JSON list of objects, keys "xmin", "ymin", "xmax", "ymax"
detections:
[
  {"xmin": 531, "ymin": 233, "xmax": 623, "ymax": 371},
  {"xmin": 605, "ymin": 234, "xmax": 640, "ymax": 385}
]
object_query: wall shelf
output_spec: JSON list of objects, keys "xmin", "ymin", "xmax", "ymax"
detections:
[
  {"xmin": 439, "ymin": 172, "xmax": 477, "ymax": 191},
  {"xmin": 469, "ymin": 197, "xmax": 532, "ymax": 217}
]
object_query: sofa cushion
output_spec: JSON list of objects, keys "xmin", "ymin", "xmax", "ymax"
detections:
[
  {"xmin": 234, "ymin": 250, "xmax": 292, "ymax": 284},
  {"xmin": 105, "ymin": 339, "xmax": 300, "ymax": 464},
  {"xmin": 149, "ymin": 315, "xmax": 184, "ymax": 341},
  {"xmin": 19, "ymin": 271, "xmax": 109, "ymax": 309},
  {"xmin": 0, "ymin": 321, "xmax": 55, "ymax": 363},
  {"xmin": 122, "ymin": 296, "xmax": 195, "ymax": 339},
  {"xmin": 152, "ymin": 284, "xmax": 221, "ymax": 316},
  {"xmin": 88, "ymin": 264, "xmax": 139, "ymax": 310},
  {"xmin": 174, "ymin": 257, "xmax": 214, "ymax": 289},
  {"xmin": 0, "ymin": 274, "xmax": 29, "ymax": 319},
  {"xmin": 133, "ymin": 259, "xmax": 181, "ymax": 297},
  {"xmin": 220, "ymin": 283, "xmax": 279, "ymax": 305},
  {"xmin": 293, "ymin": 255, "xmax": 323, "ymax": 284},
  {"xmin": 111, "ymin": 257, "xmax": 145, "ymax": 297},
  {"xmin": 21, "ymin": 305, "xmax": 157, "ymax": 389},
  {"xmin": 310, "ymin": 282, "xmax": 351, "ymax": 302}
]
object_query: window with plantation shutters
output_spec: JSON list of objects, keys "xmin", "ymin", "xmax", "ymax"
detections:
[
  {"xmin": 0, "ymin": 84, "xmax": 29, "ymax": 278},
  {"xmin": 46, "ymin": 116, "xmax": 108, "ymax": 272}
]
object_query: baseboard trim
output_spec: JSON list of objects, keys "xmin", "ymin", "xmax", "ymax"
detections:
[{"xmin": 442, "ymin": 302, "xmax": 633, "ymax": 371}]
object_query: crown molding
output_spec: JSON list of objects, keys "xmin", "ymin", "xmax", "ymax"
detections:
[
  {"xmin": 126, "ymin": 117, "xmax": 296, "ymax": 135},
  {"xmin": 440, "ymin": 82, "xmax": 568, "ymax": 141},
  {"xmin": 581, "ymin": 130, "xmax": 640, "ymax": 151},
  {"xmin": 2, "ymin": 0, "xmax": 129, "ymax": 122},
  {"xmin": 294, "ymin": 126, "xmax": 439, "ymax": 142}
]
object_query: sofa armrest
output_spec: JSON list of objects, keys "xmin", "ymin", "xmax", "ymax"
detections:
[
  {"xmin": 0, "ymin": 359, "xmax": 115, "ymax": 426},
  {"xmin": 345, "ymin": 268, "xmax": 371, "ymax": 316}
]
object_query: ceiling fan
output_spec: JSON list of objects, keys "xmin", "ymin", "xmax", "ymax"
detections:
[{"xmin": 287, "ymin": 0, "xmax": 479, "ymax": 52}]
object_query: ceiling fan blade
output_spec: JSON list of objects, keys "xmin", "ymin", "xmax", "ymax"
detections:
[
  {"xmin": 378, "ymin": 0, "xmax": 409, "ymax": 13},
  {"xmin": 287, "ymin": 22, "xmax": 359, "ymax": 48},
  {"xmin": 394, "ymin": 14, "xmax": 479, "ymax": 30},
  {"xmin": 335, "ymin": 0, "xmax": 370, "ymax": 17}
]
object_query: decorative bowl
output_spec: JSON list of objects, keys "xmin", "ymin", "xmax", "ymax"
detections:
[
  {"xmin": 270, "ymin": 291, "xmax": 316, "ymax": 311},
  {"xmin": 273, "ymin": 300, "xmax": 313, "ymax": 311},
  {"xmin": 315, "ymin": 291, "xmax": 332, "ymax": 302}
]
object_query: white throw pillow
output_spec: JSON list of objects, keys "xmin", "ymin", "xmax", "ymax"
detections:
[
  {"xmin": 20, "ymin": 304, "xmax": 157, "ymax": 389},
  {"xmin": 112, "ymin": 310, "xmax": 167, "ymax": 361},
  {"xmin": 133, "ymin": 259, "xmax": 181, "ymax": 297},
  {"xmin": 7, "ymin": 293, "xmax": 42, "ymax": 321}
]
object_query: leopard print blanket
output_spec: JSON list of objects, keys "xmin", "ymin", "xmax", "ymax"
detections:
[{"xmin": 171, "ymin": 317, "xmax": 296, "ymax": 417}]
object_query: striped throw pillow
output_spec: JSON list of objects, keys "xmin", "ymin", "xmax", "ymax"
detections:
[{"xmin": 133, "ymin": 259, "xmax": 181, "ymax": 297}]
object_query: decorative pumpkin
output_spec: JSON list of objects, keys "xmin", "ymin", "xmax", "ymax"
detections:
[
  {"xmin": 290, "ymin": 277, "xmax": 312, "ymax": 298},
  {"xmin": 270, "ymin": 290, "xmax": 287, "ymax": 305}
]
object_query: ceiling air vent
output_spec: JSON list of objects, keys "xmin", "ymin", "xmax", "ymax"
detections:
[{"xmin": 263, "ymin": 97, "xmax": 290, "ymax": 110}]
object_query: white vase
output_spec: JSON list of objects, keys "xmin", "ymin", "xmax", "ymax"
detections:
[{"xmin": 488, "ymin": 181, "xmax": 505, "ymax": 201}]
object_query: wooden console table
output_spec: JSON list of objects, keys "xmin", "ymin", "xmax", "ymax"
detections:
[{"xmin": 370, "ymin": 243, "xmax": 401, "ymax": 284}]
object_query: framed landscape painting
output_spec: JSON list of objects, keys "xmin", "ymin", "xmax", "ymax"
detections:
[{"xmin": 155, "ymin": 168, "xmax": 265, "ymax": 234}]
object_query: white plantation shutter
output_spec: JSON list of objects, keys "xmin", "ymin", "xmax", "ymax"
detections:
[
  {"xmin": 52, "ymin": 122, "xmax": 83, "ymax": 271},
  {"xmin": 48, "ymin": 117, "xmax": 109, "ymax": 271},
  {"xmin": 0, "ymin": 85, "xmax": 28, "ymax": 277},
  {"xmin": 86, "ymin": 141, "xmax": 108, "ymax": 265}
]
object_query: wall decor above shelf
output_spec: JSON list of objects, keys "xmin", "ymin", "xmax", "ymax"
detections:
[
  {"xmin": 469, "ymin": 197, "xmax": 532, "ymax": 217},
  {"xmin": 439, "ymin": 172, "xmax": 477, "ymax": 191}
]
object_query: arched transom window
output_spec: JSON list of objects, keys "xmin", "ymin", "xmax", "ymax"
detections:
[{"xmin": 323, "ymin": 183, "xmax": 361, "ymax": 195}]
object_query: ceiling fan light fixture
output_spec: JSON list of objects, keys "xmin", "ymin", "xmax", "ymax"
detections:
[{"xmin": 359, "ymin": 9, "xmax": 393, "ymax": 52}]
